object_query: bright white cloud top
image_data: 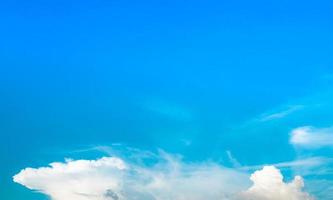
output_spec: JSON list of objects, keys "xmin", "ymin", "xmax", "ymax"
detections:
[
  {"xmin": 290, "ymin": 126, "xmax": 333, "ymax": 148},
  {"xmin": 13, "ymin": 157, "xmax": 127, "ymax": 200},
  {"xmin": 241, "ymin": 166, "xmax": 313, "ymax": 200},
  {"xmin": 13, "ymin": 153, "xmax": 314, "ymax": 200}
]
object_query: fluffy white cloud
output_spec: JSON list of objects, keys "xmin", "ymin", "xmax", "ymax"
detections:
[
  {"xmin": 290, "ymin": 126, "xmax": 333, "ymax": 148},
  {"xmin": 13, "ymin": 153, "xmax": 314, "ymax": 200},
  {"xmin": 13, "ymin": 153, "xmax": 248, "ymax": 200},
  {"xmin": 240, "ymin": 166, "xmax": 314, "ymax": 200},
  {"xmin": 13, "ymin": 157, "xmax": 126, "ymax": 200}
]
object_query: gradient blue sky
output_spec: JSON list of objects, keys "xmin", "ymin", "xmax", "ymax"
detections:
[{"xmin": 1, "ymin": 0, "xmax": 333, "ymax": 199}]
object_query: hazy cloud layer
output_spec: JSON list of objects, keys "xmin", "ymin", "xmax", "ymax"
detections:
[
  {"xmin": 13, "ymin": 152, "xmax": 313, "ymax": 200},
  {"xmin": 290, "ymin": 126, "xmax": 333, "ymax": 148}
]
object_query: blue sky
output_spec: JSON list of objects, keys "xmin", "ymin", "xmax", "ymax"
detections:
[{"xmin": 1, "ymin": 0, "xmax": 333, "ymax": 199}]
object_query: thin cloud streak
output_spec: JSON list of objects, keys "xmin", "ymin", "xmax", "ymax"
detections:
[{"xmin": 259, "ymin": 105, "xmax": 304, "ymax": 122}]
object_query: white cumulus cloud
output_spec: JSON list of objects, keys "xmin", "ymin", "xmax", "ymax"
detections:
[
  {"xmin": 13, "ymin": 157, "xmax": 126, "ymax": 200},
  {"xmin": 240, "ymin": 166, "xmax": 314, "ymax": 200}
]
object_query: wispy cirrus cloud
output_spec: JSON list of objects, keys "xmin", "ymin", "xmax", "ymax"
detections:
[
  {"xmin": 259, "ymin": 105, "xmax": 304, "ymax": 122},
  {"xmin": 241, "ymin": 156, "xmax": 332, "ymax": 171},
  {"xmin": 226, "ymin": 150, "xmax": 242, "ymax": 168}
]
